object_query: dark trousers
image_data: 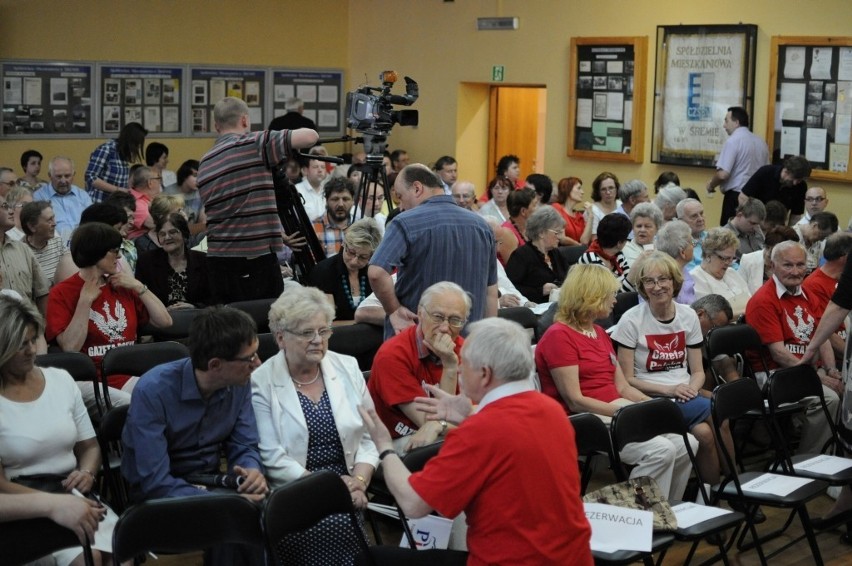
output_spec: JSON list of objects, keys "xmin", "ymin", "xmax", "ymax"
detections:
[
  {"xmin": 720, "ymin": 189, "xmax": 740, "ymax": 226},
  {"xmin": 206, "ymin": 253, "xmax": 284, "ymax": 305}
]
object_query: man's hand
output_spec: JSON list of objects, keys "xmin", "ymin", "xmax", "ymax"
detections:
[
  {"xmin": 234, "ymin": 466, "xmax": 268, "ymax": 498},
  {"xmin": 389, "ymin": 306, "xmax": 418, "ymax": 335},
  {"xmin": 422, "ymin": 332, "xmax": 458, "ymax": 366},
  {"xmin": 358, "ymin": 406, "xmax": 394, "ymax": 453},
  {"xmin": 414, "ymin": 383, "xmax": 473, "ymax": 426},
  {"xmin": 283, "ymin": 231, "xmax": 306, "ymax": 251},
  {"xmin": 405, "ymin": 422, "xmax": 440, "ymax": 452},
  {"xmin": 499, "ymin": 294, "xmax": 521, "ymax": 308},
  {"xmin": 47, "ymin": 494, "xmax": 105, "ymax": 544}
]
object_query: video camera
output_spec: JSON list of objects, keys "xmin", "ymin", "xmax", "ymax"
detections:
[{"xmin": 345, "ymin": 71, "xmax": 419, "ymax": 136}]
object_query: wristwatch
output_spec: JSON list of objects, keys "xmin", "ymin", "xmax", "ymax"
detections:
[{"xmin": 439, "ymin": 420, "xmax": 448, "ymax": 436}]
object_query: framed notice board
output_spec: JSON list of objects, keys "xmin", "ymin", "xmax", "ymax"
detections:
[
  {"xmin": 1, "ymin": 60, "xmax": 95, "ymax": 137},
  {"xmin": 189, "ymin": 67, "xmax": 267, "ymax": 134},
  {"xmin": 99, "ymin": 64, "xmax": 185, "ymax": 135},
  {"xmin": 567, "ymin": 37, "xmax": 647, "ymax": 163},
  {"xmin": 271, "ymin": 70, "xmax": 344, "ymax": 135},
  {"xmin": 766, "ymin": 36, "xmax": 852, "ymax": 181},
  {"xmin": 651, "ymin": 24, "xmax": 758, "ymax": 167}
]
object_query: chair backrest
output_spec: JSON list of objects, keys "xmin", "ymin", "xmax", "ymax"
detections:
[
  {"xmin": 36, "ymin": 351, "xmax": 98, "ymax": 382},
  {"xmin": 327, "ymin": 322, "xmax": 384, "ymax": 371},
  {"xmin": 257, "ymin": 332, "xmax": 279, "ymax": 362},
  {"xmin": 227, "ymin": 298, "xmax": 275, "ymax": 334},
  {"xmin": 263, "ymin": 470, "xmax": 370, "ymax": 561},
  {"xmin": 96, "ymin": 405, "xmax": 130, "ymax": 513},
  {"xmin": 559, "ymin": 244, "xmax": 588, "ymax": 267},
  {"xmin": 711, "ymin": 378, "xmax": 765, "ymax": 425},
  {"xmin": 146, "ymin": 308, "xmax": 200, "ymax": 342},
  {"xmin": 112, "ymin": 494, "xmax": 262, "ymax": 563},
  {"xmin": 101, "ymin": 341, "xmax": 190, "ymax": 381},
  {"xmin": 569, "ymin": 412, "xmax": 617, "ymax": 494},
  {"xmin": 497, "ymin": 306, "xmax": 539, "ymax": 335},
  {"xmin": 2, "ymin": 517, "xmax": 94, "ymax": 566},
  {"xmin": 612, "ymin": 291, "xmax": 639, "ymax": 325},
  {"xmin": 401, "ymin": 441, "xmax": 443, "ymax": 472},
  {"xmin": 98, "ymin": 404, "xmax": 129, "ymax": 444},
  {"xmin": 705, "ymin": 323, "xmax": 770, "ymax": 382},
  {"xmin": 766, "ymin": 365, "xmax": 838, "ymax": 457}
]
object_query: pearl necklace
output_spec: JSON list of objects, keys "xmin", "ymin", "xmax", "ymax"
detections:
[{"xmin": 292, "ymin": 368, "xmax": 321, "ymax": 388}]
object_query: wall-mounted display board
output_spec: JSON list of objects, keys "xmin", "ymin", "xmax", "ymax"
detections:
[
  {"xmin": 1, "ymin": 60, "xmax": 94, "ymax": 137},
  {"xmin": 189, "ymin": 67, "xmax": 266, "ymax": 134},
  {"xmin": 567, "ymin": 37, "xmax": 647, "ymax": 163},
  {"xmin": 766, "ymin": 36, "xmax": 852, "ymax": 182},
  {"xmin": 99, "ymin": 64, "xmax": 184, "ymax": 136},
  {"xmin": 271, "ymin": 70, "xmax": 344, "ymax": 135},
  {"xmin": 651, "ymin": 24, "xmax": 758, "ymax": 167}
]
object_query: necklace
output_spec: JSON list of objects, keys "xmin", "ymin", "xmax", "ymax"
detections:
[
  {"xmin": 570, "ymin": 324, "xmax": 597, "ymax": 339},
  {"xmin": 292, "ymin": 367, "xmax": 321, "ymax": 388},
  {"xmin": 341, "ymin": 272, "xmax": 367, "ymax": 310}
]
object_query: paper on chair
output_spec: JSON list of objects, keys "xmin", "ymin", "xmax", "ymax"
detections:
[
  {"xmin": 671, "ymin": 502, "xmax": 732, "ymax": 529},
  {"xmin": 741, "ymin": 473, "xmax": 812, "ymax": 496},
  {"xmin": 795, "ymin": 454, "xmax": 852, "ymax": 475},
  {"xmin": 584, "ymin": 502, "xmax": 653, "ymax": 552}
]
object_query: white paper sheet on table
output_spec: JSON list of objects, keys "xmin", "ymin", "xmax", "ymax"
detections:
[
  {"xmin": 671, "ymin": 502, "xmax": 733, "ymax": 529},
  {"xmin": 741, "ymin": 473, "xmax": 813, "ymax": 496},
  {"xmin": 795, "ymin": 454, "xmax": 852, "ymax": 475},
  {"xmin": 584, "ymin": 502, "xmax": 653, "ymax": 553}
]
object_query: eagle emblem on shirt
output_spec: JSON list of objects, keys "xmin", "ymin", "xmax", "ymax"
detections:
[
  {"xmin": 784, "ymin": 305, "xmax": 814, "ymax": 343},
  {"xmin": 90, "ymin": 300, "xmax": 128, "ymax": 342}
]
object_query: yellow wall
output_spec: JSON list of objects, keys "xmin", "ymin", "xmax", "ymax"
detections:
[
  {"xmin": 348, "ymin": 0, "xmax": 852, "ymax": 224},
  {"xmin": 2, "ymin": 0, "xmax": 850, "ymax": 226},
  {"xmin": 0, "ymin": 0, "xmax": 349, "ymax": 177}
]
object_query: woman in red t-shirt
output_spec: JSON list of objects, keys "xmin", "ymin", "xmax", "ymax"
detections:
[{"xmin": 552, "ymin": 176, "xmax": 591, "ymax": 246}]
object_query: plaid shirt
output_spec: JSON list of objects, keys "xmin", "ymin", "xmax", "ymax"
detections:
[
  {"xmin": 84, "ymin": 139, "xmax": 129, "ymax": 202},
  {"xmin": 312, "ymin": 212, "xmax": 351, "ymax": 257}
]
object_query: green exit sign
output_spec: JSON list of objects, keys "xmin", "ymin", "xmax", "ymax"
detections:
[{"xmin": 492, "ymin": 65, "xmax": 504, "ymax": 82}]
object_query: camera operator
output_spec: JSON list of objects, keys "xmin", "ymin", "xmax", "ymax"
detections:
[{"xmin": 198, "ymin": 97, "xmax": 318, "ymax": 304}]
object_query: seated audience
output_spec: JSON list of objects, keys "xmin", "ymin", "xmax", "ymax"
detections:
[
  {"xmin": 500, "ymin": 187, "xmax": 538, "ymax": 262},
  {"xmin": 525, "ymin": 173, "xmax": 553, "ymax": 204},
  {"xmin": 33, "ymin": 156, "xmax": 92, "ymax": 247},
  {"xmin": 295, "ymin": 157, "xmax": 329, "ymax": 222},
  {"xmin": 794, "ymin": 211, "xmax": 838, "ymax": 272},
  {"xmin": 762, "ymin": 200, "xmax": 788, "ymax": 233},
  {"xmin": 126, "ymin": 165, "xmax": 163, "ymax": 240},
  {"xmin": 0, "ymin": 492, "xmax": 105, "ymax": 549},
  {"xmin": 478, "ymin": 176, "xmax": 511, "ymax": 223},
  {"xmin": 136, "ymin": 212, "xmax": 211, "ymax": 310},
  {"xmin": 17, "ymin": 149, "xmax": 47, "ymax": 191},
  {"xmin": 551, "ymin": 176, "xmax": 590, "ymax": 245},
  {"xmin": 691, "ymin": 227, "xmax": 752, "ymax": 318},
  {"xmin": 536, "ymin": 264, "xmax": 697, "ymax": 501},
  {"xmin": 579, "ymin": 213, "xmax": 635, "ymax": 293},
  {"xmin": 612, "ymin": 252, "xmax": 732, "ymax": 486},
  {"xmin": 654, "ymin": 220, "xmax": 697, "ymax": 304},
  {"xmin": 367, "ymin": 282, "xmax": 467, "ymax": 452},
  {"xmin": 105, "ymin": 191, "xmax": 140, "ymax": 270},
  {"xmin": 145, "ymin": 141, "xmax": 176, "ymax": 188},
  {"xmin": 4, "ymin": 185, "xmax": 32, "ymax": 241},
  {"xmin": 165, "ymin": 159, "xmax": 206, "ymax": 238},
  {"xmin": 46, "ymin": 223, "xmax": 171, "ymax": 412},
  {"xmin": 614, "ymin": 179, "xmax": 650, "ymax": 228},
  {"xmin": 360, "ymin": 318, "xmax": 593, "ymax": 566},
  {"xmin": 312, "ymin": 177, "xmax": 355, "ymax": 257},
  {"xmin": 744, "ymin": 240, "xmax": 840, "ymax": 454},
  {"xmin": 251, "ymin": 285, "xmax": 377, "ymax": 563},
  {"xmin": 589, "ymin": 172, "xmax": 620, "ymax": 236},
  {"xmin": 690, "ymin": 294, "xmax": 739, "ymax": 385},
  {"xmin": 796, "ymin": 186, "xmax": 829, "ymax": 227},
  {"xmin": 739, "ymin": 226, "xmax": 799, "ymax": 295},
  {"xmin": 54, "ymin": 203, "xmax": 133, "ymax": 284},
  {"xmin": 505, "ymin": 206, "xmax": 568, "ymax": 303},
  {"xmin": 653, "ymin": 172, "xmax": 680, "ymax": 194},
  {"xmin": 308, "ymin": 217, "xmax": 381, "ymax": 322},
  {"xmin": 451, "ymin": 181, "xmax": 478, "ymax": 211},
  {"xmin": 0, "ymin": 192, "xmax": 48, "ymax": 314},
  {"xmin": 20, "ymin": 201, "xmax": 66, "ymax": 287},
  {"xmin": 351, "ymin": 177, "xmax": 386, "ymax": 235},
  {"xmin": 676, "ymin": 198, "xmax": 707, "ymax": 270},
  {"xmin": 722, "ymin": 197, "xmax": 766, "ymax": 258},
  {"xmin": 623, "ymin": 202, "xmax": 663, "ymax": 268},
  {"xmin": 802, "ymin": 232, "xmax": 852, "ymax": 364},
  {"xmin": 654, "ymin": 184, "xmax": 687, "ymax": 223},
  {"xmin": 134, "ymin": 193, "xmax": 185, "ymax": 253}
]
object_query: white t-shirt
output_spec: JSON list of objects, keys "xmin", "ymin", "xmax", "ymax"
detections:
[
  {"xmin": 690, "ymin": 265, "xmax": 752, "ymax": 317},
  {"xmin": 611, "ymin": 302, "xmax": 703, "ymax": 387},
  {"xmin": 0, "ymin": 367, "xmax": 95, "ymax": 479}
]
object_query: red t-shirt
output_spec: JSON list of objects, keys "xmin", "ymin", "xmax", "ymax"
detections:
[
  {"xmin": 745, "ymin": 278, "xmax": 817, "ymax": 371},
  {"xmin": 803, "ymin": 268, "xmax": 847, "ymax": 341},
  {"xmin": 409, "ymin": 391, "xmax": 593, "ymax": 566},
  {"xmin": 552, "ymin": 202, "xmax": 586, "ymax": 241},
  {"xmin": 536, "ymin": 322, "xmax": 620, "ymax": 412},
  {"xmin": 367, "ymin": 325, "xmax": 462, "ymax": 439},
  {"xmin": 46, "ymin": 273, "xmax": 149, "ymax": 388}
]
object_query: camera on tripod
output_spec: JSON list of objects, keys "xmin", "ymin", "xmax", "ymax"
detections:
[{"xmin": 345, "ymin": 71, "xmax": 419, "ymax": 136}]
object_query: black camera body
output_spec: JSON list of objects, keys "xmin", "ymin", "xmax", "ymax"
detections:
[{"xmin": 345, "ymin": 72, "xmax": 419, "ymax": 136}]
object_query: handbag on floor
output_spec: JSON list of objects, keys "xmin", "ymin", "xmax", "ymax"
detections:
[{"xmin": 583, "ymin": 476, "xmax": 678, "ymax": 531}]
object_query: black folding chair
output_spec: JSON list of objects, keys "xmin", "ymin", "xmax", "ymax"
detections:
[
  {"xmin": 497, "ymin": 306, "xmax": 539, "ymax": 341},
  {"xmin": 142, "ymin": 307, "xmax": 200, "ymax": 343},
  {"xmin": 227, "ymin": 297, "xmax": 275, "ymax": 333},
  {"xmin": 263, "ymin": 470, "xmax": 370, "ymax": 565},
  {"xmin": 112, "ymin": 493, "xmax": 263, "ymax": 565},
  {"xmin": 711, "ymin": 379, "xmax": 829, "ymax": 565},
  {"xmin": 257, "ymin": 331, "xmax": 279, "ymax": 362},
  {"xmin": 327, "ymin": 322, "xmax": 384, "ymax": 371},
  {"xmin": 610, "ymin": 399, "xmax": 744, "ymax": 565},
  {"xmin": 100, "ymin": 341, "xmax": 189, "ymax": 408},
  {"xmin": 36, "ymin": 351, "xmax": 104, "ymax": 416},
  {"xmin": 612, "ymin": 291, "xmax": 639, "ymax": 325},
  {"xmin": 2, "ymin": 517, "xmax": 95, "ymax": 566},
  {"xmin": 96, "ymin": 404, "xmax": 130, "ymax": 513},
  {"xmin": 569, "ymin": 412, "xmax": 674, "ymax": 566}
]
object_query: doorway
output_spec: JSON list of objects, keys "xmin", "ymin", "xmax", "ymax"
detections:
[{"xmin": 487, "ymin": 86, "xmax": 547, "ymax": 185}]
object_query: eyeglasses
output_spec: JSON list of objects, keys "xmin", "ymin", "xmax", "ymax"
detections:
[
  {"xmin": 423, "ymin": 308, "xmax": 467, "ymax": 329},
  {"xmin": 804, "ymin": 196, "xmax": 826, "ymax": 203},
  {"xmin": 148, "ymin": 176, "xmax": 163, "ymax": 183},
  {"xmin": 228, "ymin": 352, "xmax": 260, "ymax": 364},
  {"xmin": 640, "ymin": 275, "xmax": 672, "ymax": 288},
  {"xmin": 547, "ymin": 229, "xmax": 562, "ymax": 236},
  {"xmin": 600, "ymin": 186, "xmax": 617, "ymax": 193},
  {"xmin": 157, "ymin": 228, "xmax": 182, "ymax": 240},
  {"xmin": 0, "ymin": 202, "xmax": 9, "ymax": 210},
  {"xmin": 343, "ymin": 246, "xmax": 372, "ymax": 262},
  {"xmin": 713, "ymin": 253, "xmax": 736, "ymax": 264},
  {"xmin": 285, "ymin": 327, "xmax": 334, "ymax": 341}
]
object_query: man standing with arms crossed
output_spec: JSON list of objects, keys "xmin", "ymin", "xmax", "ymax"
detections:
[
  {"xmin": 705, "ymin": 106, "xmax": 769, "ymax": 226},
  {"xmin": 198, "ymin": 97, "xmax": 317, "ymax": 303}
]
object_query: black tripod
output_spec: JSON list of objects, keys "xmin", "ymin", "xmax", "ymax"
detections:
[{"xmin": 272, "ymin": 161, "xmax": 325, "ymax": 282}]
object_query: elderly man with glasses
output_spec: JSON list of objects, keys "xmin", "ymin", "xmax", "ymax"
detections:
[{"xmin": 367, "ymin": 281, "xmax": 470, "ymax": 453}]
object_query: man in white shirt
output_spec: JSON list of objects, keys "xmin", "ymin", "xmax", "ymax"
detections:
[
  {"xmin": 294, "ymin": 157, "xmax": 328, "ymax": 221},
  {"xmin": 796, "ymin": 187, "xmax": 829, "ymax": 227}
]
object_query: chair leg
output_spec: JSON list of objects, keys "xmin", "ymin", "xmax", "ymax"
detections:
[
  {"xmin": 797, "ymin": 506, "xmax": 825, "ymax": 566},
  {"xmin": 366, "ymin": 508, "xmax": 384, "ymax": 545}
]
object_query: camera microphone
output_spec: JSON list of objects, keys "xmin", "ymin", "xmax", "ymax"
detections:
[{"xmin": 185, "ymin": 473, "xmax": 245, "ymax": 489}]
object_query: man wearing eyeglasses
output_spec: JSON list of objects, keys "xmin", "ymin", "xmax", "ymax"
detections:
[
  {"xmin": 0, "ymin": 193, "xmax": 49, "ymax": 314},
  {"xmin": 126, "ymin": 165, "xmax": 162, "ymax": 240},
  {"xmin": 795, "ymin": 187, "xmax": 829, "ymax": 227},
  {"xmin": 368, "ymin": 282, "xmax": 470, "ymax": 453},
  {"xmin": 0, "ymin": 167, "xmax": 18, "ymax": 198}
]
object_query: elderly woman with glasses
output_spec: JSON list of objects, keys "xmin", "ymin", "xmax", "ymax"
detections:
[
  {"xmin": 307, "ymin": 218, "xmax": 382, "ymax": 323},
  {"xmin": 623, "ymin": 202, "xmax": 664, "ymax": 269},
  {"xmin": 252, "ymin": 284, "xmax": 378, "ymax": 564},
  {"xmin": 654, "ymin": 219, "xmax": 697, "ymax": 304},
  {"xmin": 612, "ymin": 252, "xmax": 733, "ymax": 488},
  {"xmin": 505, "ymin": 205, "xmax": 568, "ymax": 303},
  {"xmin": 690, "ymin": 227, "xmax": 751, "ymax": 319}
]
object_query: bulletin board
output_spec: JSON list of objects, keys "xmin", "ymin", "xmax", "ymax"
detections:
[
  {"xmin": 1, "ymin": 60, "xmax": 95, "ymax": 137},
  {"xmin": 766, "ymin": 36, "xmax": 852, "ymax": 182},
  {"xmin": 99, "ymin": 64, "xmax": 184, "ymax": 136},
  {"xmin": 567, "ymin": 37, "xmax": 647, "ymax": 163},
  {"xmin": 271, "ymin": 70, "xmax": 344, "ymax": 135},
  {"xmin": 189, "ymin": 67, "xmax": 267, "ymax": 134}
]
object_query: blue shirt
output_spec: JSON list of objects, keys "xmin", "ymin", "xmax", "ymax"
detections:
[
  {"xmin": 370, "ymin": 195, "xmax": 497, "ymax": 337},
  {"xmin": 33, "ymin": 184, "xmax": 93, "ymax": 247},
  {"xmin": 121, "ymin": 358, "xmax": 263, "ymax": 500}
]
